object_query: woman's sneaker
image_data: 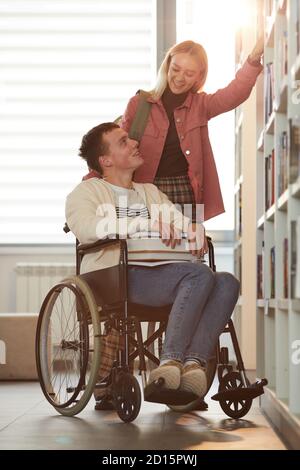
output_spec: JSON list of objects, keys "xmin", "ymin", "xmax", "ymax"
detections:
[
  {"xmin": 148, "ymin": 360, "xmax": 182, "ymax": 390},
  {"xmin": 180, "ymin": 362, "xmax": 207, "ymax": 397}
]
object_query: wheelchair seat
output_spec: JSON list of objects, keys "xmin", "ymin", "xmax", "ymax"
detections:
[{"xmin": 128, "ymin": 303, "xmax": 171, "ymax": 322}]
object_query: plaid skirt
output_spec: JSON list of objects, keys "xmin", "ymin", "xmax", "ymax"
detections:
[{"xmin": 153, "ymin": 174, "xmax": 196, "ymax": 222}]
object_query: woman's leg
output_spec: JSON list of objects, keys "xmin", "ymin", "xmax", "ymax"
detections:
[{"xmin": 179, "ymin": 272, "xmax": 239, "ymax": 396}]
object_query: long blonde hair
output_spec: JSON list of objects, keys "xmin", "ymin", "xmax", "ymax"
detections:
[{"xmin": 150, "ymin": 40, "xmax": 208, "ymax": 100}]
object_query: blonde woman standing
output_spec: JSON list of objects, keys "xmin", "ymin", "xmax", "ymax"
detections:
[{"xmin": 120, "ymin": 39, "xmax": 263, "ymax": 224}]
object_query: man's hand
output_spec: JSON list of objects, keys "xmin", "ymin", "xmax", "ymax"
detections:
[
  {"xmin": 187, "ymin": 223, "xmax": 207, "ymax": 257},
  {"xmin": 151, "ymin": 217, "xmax": 182, "ymax": 249}
]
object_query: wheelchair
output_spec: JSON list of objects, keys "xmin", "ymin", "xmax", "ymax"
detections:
[{"xmin": 35, "ymin": 229, "xmax": 267, "ymax": 423}]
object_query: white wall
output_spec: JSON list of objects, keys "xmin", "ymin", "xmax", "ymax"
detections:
[{"xmin": 0, "ymin": 245, "xmax": 75, "ymax": 313}]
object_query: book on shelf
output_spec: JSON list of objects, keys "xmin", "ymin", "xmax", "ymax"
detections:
[
  {"xmin": 265, "ymin": 149, "xmax": 275, "ymax": 210},
  {"xmin": 296, "ymin": 217, "xmax": 300, "ymax": 299},
  {"xmin": 283, "ymin": 238, "xmax": 288, "ymax": 299},
  {"xmin": 265, "ymin": 0, "xmax": 275, "ymax": 34},
  {"xmin": 126, "ymin": 231, "xmax": 197, "ymax": 263},
  {"xmin": 234, "ymin": 245, "xmax": 242, "ymax": 295},
  {"xmin": 238, "ymin": 187, "xmax": 242, "ymax": 237},
  {"xmin": 265, "ymin": 63, "xmax": 274, "ymax": 124},
  {"xmin": 262, "ymin": 240, "xmax": 265, "ymax": 298},
  {"xmin": 265, "ymin": 0, "xmax": 275, "ymax": 17},
  {"xmin": 234, "ymin": 185, "xmax": 242, "ymax": 238},
  {"xmin": 278, "ymin": 31, "xmax": 288, "ymax": 84},
  {"xmin": 278, "ymin": 130, "xmax": 288, "ymax": 197},
  {"xmin": 257, "ymin": 254, "xmax": 263, "ymax": 299},
  {"xmin": 270, "ymin": 246, "xmax": 275, "ymax": 299},
  {"xmin": 296, "ymin": 0, "xmax": 300, "ymax": 55},
  {"xmin": 290, "ymin": 220, "xmax": 300, "ymax": 299},
  {"xmin": 289, "ymin": 119, "xmax": 300, "ymax": 184},
  {"xmin": 235, "ymin": 127, "xmax": 242, "ymax": 181}
]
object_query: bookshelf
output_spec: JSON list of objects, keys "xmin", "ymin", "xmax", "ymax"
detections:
[
  {"xmin": 234, "ymin": 0, "xmax": 260, "ymax": 370},
  {"xmin": 235, "ymin": 0, "xmax": 300, "ymax": 448}
]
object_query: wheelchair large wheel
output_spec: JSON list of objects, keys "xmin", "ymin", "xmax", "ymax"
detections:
[
  {"xmin": 36, "ymin": 275, "xmax": 101, "ymax": 416},
  {"xmin": 113, "ymin": 371, "xmax": 141, "ymax": 423},
  {"xmin": 218, "ymin": 371, "xmax": 252, "ymax": 419},
  {"xmin": 167, "ymin": 356, "xmax": 217, "ymax": 413}
]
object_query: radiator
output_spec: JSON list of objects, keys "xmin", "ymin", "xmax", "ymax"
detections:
[{"xmin": 15, "ymin": 263, "xmax": 76, "ymax": 313}]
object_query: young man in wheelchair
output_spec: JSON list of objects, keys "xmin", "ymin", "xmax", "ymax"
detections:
[{"xmin": 65, "ymin": 122, "xmax": 240, "ymax": 403}]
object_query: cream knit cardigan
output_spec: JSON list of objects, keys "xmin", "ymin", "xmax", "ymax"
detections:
[{"xmin": 66, "ymin": 178, "xmax": 190, "ymax": 274}]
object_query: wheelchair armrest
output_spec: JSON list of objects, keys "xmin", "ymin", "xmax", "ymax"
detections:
[
  {"xmin": 77, "ymin": 237, "xmax": 127, "ymax": 256},
  {"xmin": 78, "ymin": 235, "xmax": 212, "ymax": 257}
]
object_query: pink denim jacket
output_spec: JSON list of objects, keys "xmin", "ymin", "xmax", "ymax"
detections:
[{"xmin": 121, "ymin": 60, "xmax": 263, "ymax": 221}]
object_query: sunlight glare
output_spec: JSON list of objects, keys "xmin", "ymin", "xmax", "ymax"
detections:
[{"xmin": 227, "ymin": 0, "xmax": 255, "ymax": 30}]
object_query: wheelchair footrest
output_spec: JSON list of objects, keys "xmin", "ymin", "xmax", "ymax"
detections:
[
  {"xmin": 144, "ymin": 381, "xmax": 198, "ymax": 406},
  {"xmin": 211, "ymin": 378, "xmax": 268, "ymax": 402}
]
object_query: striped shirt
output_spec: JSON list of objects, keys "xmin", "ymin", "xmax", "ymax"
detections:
[{"xmin": 104, "ymin": 180, "xmax": 150, "ymax": 221}]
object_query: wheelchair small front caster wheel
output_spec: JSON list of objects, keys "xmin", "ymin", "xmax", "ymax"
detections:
[
  {"xmin": 114, "ymin": 372, "xmax": 141, "ymax": 423},
  {"xmin": 218, "ymin": 371, "xmax": 252, "ymax": 419}
]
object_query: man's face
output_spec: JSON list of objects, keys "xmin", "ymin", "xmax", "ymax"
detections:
[{"xmin": 101, "ymin": 128, "xmax": 143, "ymax": 173}]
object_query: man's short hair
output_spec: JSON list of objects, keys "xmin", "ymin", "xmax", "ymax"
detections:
[{"xmin": 79, "ymin": 122, "xmax": 119, "ymax": 175}]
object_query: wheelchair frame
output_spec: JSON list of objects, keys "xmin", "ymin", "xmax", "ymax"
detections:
[{"xmin": 36, "ymin": 232, "xmax": 267, "ymax": 423}]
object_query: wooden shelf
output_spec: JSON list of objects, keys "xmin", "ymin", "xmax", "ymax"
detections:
[
  {"xmin": 265, "ymin": 111, "xmax": 275, "ymax": 135},
  {"xmin": 257, "ymin": 130, "xmax": 264, "ymax": 151},
  {"xmin": 257, "ymin": 214, "xmax": 265, "ymax": 230},
  {"xmin": 257, "ymin": 299, "xmax": 289, "ymax": 310},
  {"xmin": 234, "ymin": 20, "xmax": 264, "ymax": 372},
  {"xmin": 277, "ymin": 0, "xmax": 287, "ymax": 14},
  {"xmin": 235, "ymin": 112, "xmax": 244, "ymax": 134},
  {"xmin": 278, "ymin": 299, "xmax": 289, "ymax": 310},
  {"xmin": 265, "ymin": 12, "xmax": 275, "ymax": 48},
  {"xmin": 250, "ymin": 0, "xmax": 300, "ymax": 446},
  {"xmin": 291, "ymin": 178, "xmax": 300, "ymax": 198},
  {"xmin": 275, "ymin": 76, "xmax": 288, "ymax": 113},
  {"xmin": 234, "ymin": 175, "xmax": 243, "ymax": 194},
  {"xmin": 234, "ymin": 238, "xmax": 242, "ymax": 249},
  {"xmin": 291, "ymin": 299, "xmax": 300, "ymax": 312},
  {"xmin": 277, "ymin": 189, "xmax": 289, "ymax": 211},
  {"xmin": 266, "ymin": 204, "xmax": 275, "ymax": 221},
  {"xmin": 291, "ymin": 54, "xmax": 300, "ymax": 81}
]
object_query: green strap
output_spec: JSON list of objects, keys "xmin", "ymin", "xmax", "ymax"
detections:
[{"xmin": 128, "ymin": 90, "xmax": 152, "ymax": 142}]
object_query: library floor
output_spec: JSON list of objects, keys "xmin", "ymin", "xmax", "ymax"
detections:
[{"xmin": 0, "ymin": 373, "xmax": 286, "ymax": 451}]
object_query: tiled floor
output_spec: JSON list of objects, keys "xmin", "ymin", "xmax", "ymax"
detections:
[{"xmin": 0, "ymin": 377, "xmax": 286, "ymax": 450}]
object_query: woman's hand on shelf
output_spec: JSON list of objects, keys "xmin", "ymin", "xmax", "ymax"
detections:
[{"xmin": 249, "ymin": 36, "xmax": 264, "ymax": 64}]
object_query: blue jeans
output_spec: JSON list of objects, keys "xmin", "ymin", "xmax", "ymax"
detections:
[{"xmin": 128, "ymin": 262, "xmax": 240, "ymax": 364}]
